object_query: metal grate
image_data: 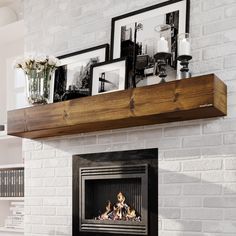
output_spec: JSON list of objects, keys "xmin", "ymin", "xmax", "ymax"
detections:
[{"xmin": 79, "ymin": 164, "xmax": 148, "ymax": 235}]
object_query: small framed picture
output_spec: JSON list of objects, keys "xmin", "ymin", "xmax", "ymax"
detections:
[
  {"xmin": 110, "ymin": 0, "xmax": 190, "ymax": 87},
  {"xmin": 53, "ymin": 44, "xmax": 109, "ymax": 102},
  {"xmin": 91, "ymin": 58, "xmax": 127, "ymax": 96}
]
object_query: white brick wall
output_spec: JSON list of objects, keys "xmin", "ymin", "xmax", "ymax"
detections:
[{"xmin": 23, "ymin": 0, "xmax": 236, "ymax": 235}]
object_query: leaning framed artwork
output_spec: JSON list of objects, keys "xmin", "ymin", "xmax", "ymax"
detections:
[
  {"xmin": 91, "ymin": 58, "xmax": 127, "ymax": 96},
  {"xmin": 110, "ymin": 0, "xmax": 190, "ymax": 87},
  {"xmin": 53, "ymin": 44, "xmax": 109, "ymax": 102}
]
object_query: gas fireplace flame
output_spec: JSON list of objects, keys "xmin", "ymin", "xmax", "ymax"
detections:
[{"xmin": 96, "ymin": 192, "xmax": 141, "ymax": 221}]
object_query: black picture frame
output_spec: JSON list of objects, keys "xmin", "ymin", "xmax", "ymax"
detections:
[
  {"xmin": 53, "ymin": 44, "xmax": 109, "ymax": 102},
  {"xmin": 90, "ymin": 57, "xmax": 128, "ymax": 96},
  {"xmin": 110, "ymin": 0, "xmax": 190, "ymax": 88}
]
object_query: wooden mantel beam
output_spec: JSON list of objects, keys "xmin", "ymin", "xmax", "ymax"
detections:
[{"xmin": 7, "ymin": 74, "xmax": 227, "ymax": 139}]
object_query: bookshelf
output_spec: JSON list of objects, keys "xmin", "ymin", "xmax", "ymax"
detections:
[
  {"xmin": 0, "ymin": 197, "xmax": 24, "ymax": 201},
  {"xmin": 0, "ymin": 195, "xmax": 24, "ymax": 234},
  {"xmin": 0, "ymin": 199, "xmax": 24, "ymax": 236},
  {"xmin": 0, "ymin": 164, "xmax": 24, "ymax": 169},
  {"xmin": 0, "ymin": 132, "xmax": 24, "ymax": 233},
  {"xmin": 0, "ymin": 133, "xmax": 24, "ymax": 235},
  {"xmin": 0, "ymin": 167, "xmax": 24, "ymax": 198}
]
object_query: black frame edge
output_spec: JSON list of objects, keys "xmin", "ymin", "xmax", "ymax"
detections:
[
  {"xmin": 110, "ymin": 0, "xmax": 190, "ymax": 59},
  {"xmin": 58, "ymin": 43, "xmax": 110, "ymax": 60}
]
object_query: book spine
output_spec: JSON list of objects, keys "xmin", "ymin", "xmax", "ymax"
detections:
[
  {"xmin": 11, "ymin": 170, "xmax": 14, "ymax": 197},
  {"xmin": 1, "ymin": 170, "xmax": 4, "ymax": 197},
  {"xmin": 8, "ymin": 170, "xmax": 11, "ymax": 197},
  {"xmin": 16, "ymin": 169, "xmax": 19, "ymax": 197},
  {"xmin": 0, "ymin": 168, "xmax": 24, "ymax": 198},
  {"xmin": 19, "ymin": 170, "xmax": 22, "ymax": 197},
  {"xmin": 7, "ymin": 170, "xmax": 10, "ymax": 197},
  {"xmin": 8, "ymin": 170, "xmax": 10, "ymax": 197},
  {"xmin": 22, "ymin": 169, "xmax": 24, "ymax": 197},
  {"xmin": 0, "ymin": 170, "xmax": 2, "ymax": 197},
  {"xmin": 20, "ymin": 169, "xmax": 22, "ymax": 197},
  {"xmin": 4, "ymin": 170, "xmax": 7, "ymax": 197},
  {"xmin": 13, "ymin": 170, "xmax": 16, "ymax": 197}
]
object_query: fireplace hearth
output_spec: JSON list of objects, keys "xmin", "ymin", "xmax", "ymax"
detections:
[{"xmin": 73, "ymin": 149, "xmax": 158, "ymax": 236}]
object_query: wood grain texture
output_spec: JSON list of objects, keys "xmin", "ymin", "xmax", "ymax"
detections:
[{"xmin": 7, "ymin": 74, "xmax": 227, "ymax": 139}]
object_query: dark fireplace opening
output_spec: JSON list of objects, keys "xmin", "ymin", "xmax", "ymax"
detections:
[
  {"xmin": 84, "ymin": 178, "xmax": 142, "ymax": 221},
  {"xmin": 73, "ymin": 149, "xmax": 158, "ymax": 236}
]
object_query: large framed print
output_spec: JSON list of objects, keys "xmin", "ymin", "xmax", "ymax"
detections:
[
  {"xmin": 111, "ymin": 0, "xmax": 190, "ymax": 88},
  {"xmin": 91, "ymin": 58, "xmax": 127, "ymax": 96},
  {"xmin": 53, "ymin": 44, "xmax": 109, "ymax": 102}
]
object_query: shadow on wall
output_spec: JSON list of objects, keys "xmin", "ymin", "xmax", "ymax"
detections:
[
  {"xmin": 158, "ymin": 168, "xmax": 236, "ymax": 235},
  {"xmin": 23, "ymin": 122, "xmax": 236, "ymax": 236},
  {"xmin": 44, "ymin": 166, "xmax": 236, "ymax": 236}
]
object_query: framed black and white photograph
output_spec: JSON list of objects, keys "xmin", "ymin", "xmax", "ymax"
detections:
[
  {"xmin": 111, "ymin": 0, "xmax": 190, "ymax": 88},
  {"xmin": 53, "ymin": 44, "xmax": 109, "ymax": 102},
  {"xmin": 91, "ymin": 58, "xmax": 127, "ymax": 96}
]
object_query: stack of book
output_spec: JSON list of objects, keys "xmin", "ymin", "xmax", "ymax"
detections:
[
  {"xmin": 5, "ymin": 201, "xmax": 24, "ymax": 230},
  {"xmin": 0, "ymin": 168, "xmax": 24, "ymax": 197}
]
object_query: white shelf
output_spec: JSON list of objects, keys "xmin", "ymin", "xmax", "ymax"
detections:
[
  {"xmin": 0, "ymin": 197, "xmax": 24, "ymax": 201},
  {"xmin": 0, "ymin": 227, "xmax": 23, "ymax": 233},
  {"xmin": 0, "ymin": 131, "xmax": 18, "ymax": 141},
  {"xmin": 0, "ymin": 164, "xmax": 24, "ymax": 169},
  {"xmin": 0, "ymin": 135, "xmax": 15, "ymax": 141}
]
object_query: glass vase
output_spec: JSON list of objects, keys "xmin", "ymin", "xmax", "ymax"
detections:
[{"xmin": 26, "ymin": 68, "xmax": 54, "ymax": 105}]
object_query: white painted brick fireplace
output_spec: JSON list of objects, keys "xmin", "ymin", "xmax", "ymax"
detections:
[{"xmin": 23, "ymin": 0, "xmax": 236, "ymax": 235}]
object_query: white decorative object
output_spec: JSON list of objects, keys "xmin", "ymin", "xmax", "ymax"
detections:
[
  {"xmin": 177, "ymin": 33, "xmax": 192, "ymax": 79},
  {"xmin": 178, "ymin": 33, "xmax": 191, "ymax": 56},
  {"xmin": 154, "ymin": 24, "xmax": 172, "ymax": 82},
  {"xmin": 155, "ymin": 24, "xmax": 171, "ymax": 53},
  {"xmin": 157, "ymin": 37, "xmax": 169, "ymax": 53},
  {"xmin": 179, "ymin": 38, "xmax": 191, "ymax": 56}
]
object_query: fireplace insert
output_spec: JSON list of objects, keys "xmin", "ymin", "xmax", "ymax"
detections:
[{"xmin": 73, "ymin": 148, "xmax": 158, "ymax": 236}]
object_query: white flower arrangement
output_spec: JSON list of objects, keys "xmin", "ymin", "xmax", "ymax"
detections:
[{"xmin": 14, "ymin": 55, "xmax": 60, "ymax": 74}]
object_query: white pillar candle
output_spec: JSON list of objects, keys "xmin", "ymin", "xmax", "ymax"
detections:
[
  {"xmin": 179, "ymin": 38, "xmax": 191, "ymax": 56},
  {"xmin": 157, "ymin": 37, "xmax": 169, "ymax": 53}
]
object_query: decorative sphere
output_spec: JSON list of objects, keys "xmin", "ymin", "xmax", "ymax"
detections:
[{"xmin": 0, "ymin": 7, "xmax": 17, "ymax": 27}]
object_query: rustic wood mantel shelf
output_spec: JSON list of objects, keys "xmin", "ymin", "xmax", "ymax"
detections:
[{"xmin": 7, "ymin": 74, "xmax": 227, "ymax": 139}]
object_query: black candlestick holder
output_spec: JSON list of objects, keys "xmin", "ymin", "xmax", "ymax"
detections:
[
  {"xmin": 177, "ymin": 55, "xmax": 192, "ymax": 79},
  {"xmin": 154, "ymin": 52, "xmax": 171, "ymax": 83}
]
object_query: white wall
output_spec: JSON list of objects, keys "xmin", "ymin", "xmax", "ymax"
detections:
[
  {"xmin": 0, "ymin": 41, "xmax": 23, "ymax": 124},
  {"xmin": 23, "ymin": 0, "xmax": 236, "ymax": 236},
  {"xmin": 0, "ymin": 21, "xmax": 24, "ymax": 124}
]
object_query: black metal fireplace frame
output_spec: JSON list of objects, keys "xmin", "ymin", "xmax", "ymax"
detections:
[
  {"xmin": 73, "ymin": 148, "xmax": 158, "ymax": 236},
  {"xmin": 79, "ymin": 164, "xmax": 148, "ymax": 235}
]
